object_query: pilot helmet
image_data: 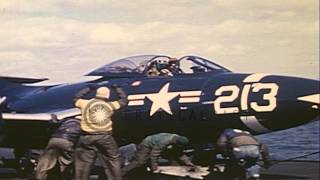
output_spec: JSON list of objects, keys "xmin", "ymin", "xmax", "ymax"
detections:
[
  {"xmin": 96, "ymin": 87, "xmax": 110, "ymax": 99},
  {"xmin": 156, "ymin": 58, "xmax": 169, "ymax": 70}
]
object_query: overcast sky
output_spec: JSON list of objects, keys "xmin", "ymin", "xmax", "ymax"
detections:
[{"xmin": 0, "ymin": 0, "xmax": 318, "ymax": 83}]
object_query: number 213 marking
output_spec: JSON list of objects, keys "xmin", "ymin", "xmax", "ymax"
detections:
[{"xmin": 214, "ymin": 83, "xmax": 279, "ymax": 114}]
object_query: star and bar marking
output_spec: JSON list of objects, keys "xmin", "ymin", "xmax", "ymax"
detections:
[{"xmin": 128, "ymin": 83, "xmax": 201, "ymax": 116}]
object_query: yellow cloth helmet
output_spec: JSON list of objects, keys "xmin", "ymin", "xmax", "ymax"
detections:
[{"xmin": 96, "ymin": 87, "xmax": 110, "ymax": 99}]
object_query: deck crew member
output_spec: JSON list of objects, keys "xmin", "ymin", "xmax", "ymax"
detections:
[
  {"xmin": 122, "ymin": 133, "xmax": 197, "ymax": 175},
  {"xmin": 216, "ymin": 128, "xmax": 271, "ymax": 180},
  {"xmin": 35, "ymin": 118, "xmax": 80, "ymax": 180},
  {"xmin": 74, "ymin": 85, "xmax": 127, "ymax": 180}
]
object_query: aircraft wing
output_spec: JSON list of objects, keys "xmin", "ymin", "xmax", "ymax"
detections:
[{"xmin": 1, "ymin": 108, "xmax": 81, "ymax": 121}]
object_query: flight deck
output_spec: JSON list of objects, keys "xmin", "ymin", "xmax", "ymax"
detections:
[{"xmin": 0, "ymin": 160, "xmax": 318, "ymax": 180}]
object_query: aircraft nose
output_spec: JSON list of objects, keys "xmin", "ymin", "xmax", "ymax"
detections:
[{"xmin": 262, "ymin": 76, "xmax": 319, "ymax": 130}]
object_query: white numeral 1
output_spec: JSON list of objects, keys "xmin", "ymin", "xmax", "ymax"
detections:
[{"xmin": 241, "ymin": 84, "xmax": 251, "ymax": 111}]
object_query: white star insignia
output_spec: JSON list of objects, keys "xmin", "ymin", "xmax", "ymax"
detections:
[{"xmin": 146, "ymin": 83, "xmax": 179, "ymax": 116}]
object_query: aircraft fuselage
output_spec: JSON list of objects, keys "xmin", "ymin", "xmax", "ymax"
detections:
[{"xmin": 1, "ymin": 72, "xmax": 319, "ymax": 148}]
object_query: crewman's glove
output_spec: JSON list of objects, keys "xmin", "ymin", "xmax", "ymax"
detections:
[
  {"xmin": 75, "ymin": 87, "xmax": 91, "ymax": 96},
  {"xmin": 73, "ymin": 87, "xmax": 91, "ymax": 102},
  {"xmin": 111, "ymin": 82, "xmax": 129, "ymax": 89}
]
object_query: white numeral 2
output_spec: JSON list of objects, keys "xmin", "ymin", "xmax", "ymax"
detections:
[{"xmin": 214, "ymin": 85, "xmax": 239, "ymax": 114}]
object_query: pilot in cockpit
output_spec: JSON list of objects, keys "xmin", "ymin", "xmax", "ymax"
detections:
[
  {"xmin": 146, "ymin": 57, "xmax": 181, "ymax": 77},
  {"xmin": 146, "ymin": 58, "xmax": 171, "ymax": 77},
  {"xmin": 168, "ymin": 57, "xmax": 182, "ymax": 74}
]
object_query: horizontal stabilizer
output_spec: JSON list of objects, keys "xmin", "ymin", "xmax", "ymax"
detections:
[{"xmin": 0, "ymin": 76, "xmax": 48, "ymax": 84}]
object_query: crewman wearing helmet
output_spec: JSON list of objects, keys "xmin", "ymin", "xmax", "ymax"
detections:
[
  {"xmin": 216, "ymin": 129, "xmax": 271, "ymax": 180},
  {"xmin": 73, "ymin": 85, "xmax": 127, "ymax": 180}
]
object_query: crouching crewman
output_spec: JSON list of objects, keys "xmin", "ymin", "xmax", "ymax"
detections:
[
  {"xmin": 122, "ymin": 133, "xmax": 197, "ymax": 175},
  {"xmin": 35, "ymin": 118, "xmax": 80, "ymax": 180},
  {"xmin": 216, "ymin": 129, "xmax": 271, "ymax": 180}
]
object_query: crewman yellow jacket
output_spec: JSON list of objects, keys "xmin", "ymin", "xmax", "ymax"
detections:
[{"xmin": 75, "ymin": 98, "xmax": 121, "ymax": 133}]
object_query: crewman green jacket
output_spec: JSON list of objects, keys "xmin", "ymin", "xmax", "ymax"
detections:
[{"xmin": 141, "ymin": 133, "xmax": 180, "ymax": 150}]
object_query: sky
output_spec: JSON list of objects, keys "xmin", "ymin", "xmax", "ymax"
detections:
[{"xmin": 0, "ymin": 0, "xmax": 318, "ymax": 84}]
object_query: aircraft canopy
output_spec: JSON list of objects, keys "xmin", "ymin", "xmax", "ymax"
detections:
[{"xmin": 87, "ymin": 55, "xmax": 230, "ymax": 77}]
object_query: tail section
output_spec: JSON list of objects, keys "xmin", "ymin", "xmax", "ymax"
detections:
[{"xmin": 0, "ymin": 76, "xmax": 48, "ymax": 105}]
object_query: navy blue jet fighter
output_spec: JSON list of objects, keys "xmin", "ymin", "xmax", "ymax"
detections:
[{"xmin": 0, "ymin": 55, "xmax": 319, "ymax": 153}]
